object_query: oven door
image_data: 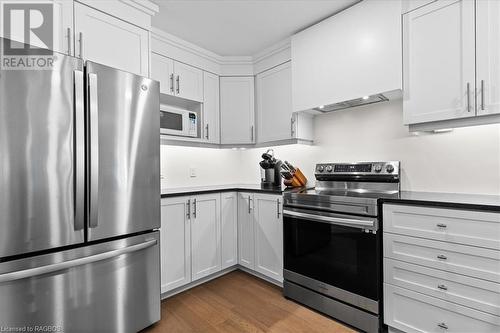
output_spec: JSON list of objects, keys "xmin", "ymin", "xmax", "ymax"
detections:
[{"xmin": 283, "ymin": 207, "xmax": 380, "ymax": 314}]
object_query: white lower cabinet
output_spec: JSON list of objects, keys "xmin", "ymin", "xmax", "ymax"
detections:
[
  {"xmin": 238, "ymin": 192, "xmax": 283, "ymax": 282},
  {"xmin": 383, "ymin": 203, "xmax": 500, "ymax": 333},
  {"xmin": 221, "ymin": 192, "xmax": 238, "ymax": 269},
  {"xmin": 253, "ymin": 193, "xmax": 283, "ymax": 282},
  {"xmin": 191, "ymin": 194, "xmax": 221, "ymax": 281},
  {"xmin": 160, "ymin": 196, "xmax": 191, "ymax": 293}
]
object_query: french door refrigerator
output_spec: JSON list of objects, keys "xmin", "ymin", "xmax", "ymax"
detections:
[{"xmin": 0, "ymin": 40, "xmax": 160, "ymax": 332}]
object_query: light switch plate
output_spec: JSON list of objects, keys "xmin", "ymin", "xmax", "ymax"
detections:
[{"xmin": 189, "ymin": 167, "xmax": 197, "ymax": 177}]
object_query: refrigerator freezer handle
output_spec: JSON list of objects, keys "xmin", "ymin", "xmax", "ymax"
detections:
[
  {"xmin": 0, "ymin": 239, "xmax": 157, "ymax": 283},
  {"xmin": 88, "ymin": 73, "xmax": 99, "ymax": 228},
  {"xmin": 74, "ymin": 70, "xmax": 85, "ymax": 231}
]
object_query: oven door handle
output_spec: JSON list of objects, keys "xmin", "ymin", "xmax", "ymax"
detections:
[{"xmin": 283, "ymin": 209, "xmax": 375, "ymax": 229}]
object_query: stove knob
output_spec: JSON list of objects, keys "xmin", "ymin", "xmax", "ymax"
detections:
[
  {"xmin": 374, "ymin": 164, "xmax": 382, "ymax": 173},
  {"xmin": 326, "ymin": 165, "xmax": 333, "ymax": 172},
  {"xmin": 317, "ymin": 165, "xmax": 324, "ymax": 173},
  {"xmin": 386, "ymin": 164, "xmax": 395, "ymax": 173}
]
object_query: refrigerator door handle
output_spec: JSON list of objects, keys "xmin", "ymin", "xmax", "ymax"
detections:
[
  {"xmin": 88, "ymin": 73, "xmax": 99, "ymax": 228},
  {"xmin": 74, "ymin": 70, "xmax": 85, "ymax": 231},
  {"xmin": 0, "ymin": 239, "xmax": 157, "ymax": 283}
]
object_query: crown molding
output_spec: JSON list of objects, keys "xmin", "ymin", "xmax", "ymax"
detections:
[
  {"xmin": 151, "ymin": 27, "xmax": 291, "ymax": 75},
  {"xmin": 119, "ymin": 0, "xmax": 159, "ymax": 16}
]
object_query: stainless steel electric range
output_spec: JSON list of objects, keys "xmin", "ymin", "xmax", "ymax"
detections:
[{"xmin": 282, "ymin": 161, "xmax": 401, "ymax": 333}]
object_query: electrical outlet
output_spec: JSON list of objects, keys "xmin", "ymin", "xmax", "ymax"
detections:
[{"xmin": 189, "ymin": 168, "xmax": 197, "ymax": 178}]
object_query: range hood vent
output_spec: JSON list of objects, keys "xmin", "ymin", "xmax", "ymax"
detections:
[{"xmin": 314, "ymin": 94, "xmax": 389, "ymax": 113}]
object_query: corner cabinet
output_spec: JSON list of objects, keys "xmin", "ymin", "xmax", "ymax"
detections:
[
  {"xmin": 221, "ymin": 192, "xmax": 238, "ymax": 269},
  {"xmin": 220, "ymin": 77, "xmax": 255, "ymax": 145},
  {"xmin": 237, "ymin": 192, "xmax": 255, "ymax": 269},
  {"xmin": 403, "ymin": 0, "xmax": 500, "ymax": 127},
  {"xmin": 74, "ymin": 2, "xmax": 149, "ymax": 76},
  {"xmin": 256, "ymin": 62, "xmax": 313, "ymax": 144}
]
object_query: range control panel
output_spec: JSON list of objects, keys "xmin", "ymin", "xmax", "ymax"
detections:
[{"xmin": 315, "ymin": 161, "xmax": 400, "ymax": 178}]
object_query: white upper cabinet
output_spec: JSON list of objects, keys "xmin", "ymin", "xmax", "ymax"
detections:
[
  {"xmin": 74, "ymin": 2, "xmax": 149, "ymax": 76},
  {"xmin": 151, "ymin": 54, "xmax": 174, "ymax": 95},
  {"xmin": 257, "ymin": 62, "xmax": 293, "ymax": 143},
  {"xmin": 253, "ymin": 194, "xmax": 283, "ymax": 282},
  {"xmin": 203, "ymin": 72, "xmax": 220, "ymax": 143},
  {"xmin": 291, "ymin": 0, "xmax": 402, "ymax": 112},
  {"xmin": 221, "ymin": 192, "xmax": 237, "ymax": 269},
  {"xmin": 191, "ymin": 194, "xmax": 221, "ymax": 281},
  {"xmin": 403, "ymin": 0, "xmax": 475, "ymax": 124},
  {"xmin": 174, "ymin": 61, "xmax": 203, "ymax": 102},
  {"xmin": 476, "ymin": 0, "xmax": 500, "ymax": 116},
  {"xmin": 150, "ymin": 54, "xmax": 203, "ymax": 102},
  {"xmin": 220, "ymin": 77, "xmax": 255, "ymax": 145},
  {"xmin": 160, "ymin": 197, "xmax": 191, "ymax": 293}
]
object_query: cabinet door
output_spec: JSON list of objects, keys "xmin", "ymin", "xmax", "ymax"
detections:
[
  {"xmin": 151, "ymin": 54, "xmax": 174, "ymax": 95},
  {"xmin": 173, "ymin": 61, "xmax": 203, "ymax": 102},
  {"xmin": 476, "ymin": 0, "xmax": 500, "ymax": 116},
  {"xmin": 191, "ymin": 194, "xmax": 221, "ymax": 281},
  {"xmin": 220, "ymin": 77, "xmax": 255, "ymax": 144},
  {"xmin": 74, "ymin": 2, "xmax": 149, "ymax": 76},
  {"xmin": 253, "ymin": 194, "xmax": 283, "ymax": 282},
  {"xmin": 238, "ymin": 193, "xmax": 255, "ymax": 269},
  {"xmin": 160, "ymin": 197, "xmax": 191, "ymax": 293},
  {"xmin": 203, "ymin": 72, "xmax": 220, "ymax": 143},
  {"xmin": 257, "ymin": 62, "xmax": 293, "ymax": 143},
  {"xmin": 403, "ymin": 0, "xmax": 475, "ymax": 124},
  {"xmin": 221, "ymin": 192, "xmax": 237, "ymax": 269}
]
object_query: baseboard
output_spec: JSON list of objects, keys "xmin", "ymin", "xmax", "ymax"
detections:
[{"xmin": 161, "ymin": 266, "xmax": 282, "ymax": 300}]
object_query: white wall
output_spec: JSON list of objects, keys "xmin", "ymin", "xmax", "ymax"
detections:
[{"xmin": 161, "ymin": 100, "xmax": 500, "ymax": 195}]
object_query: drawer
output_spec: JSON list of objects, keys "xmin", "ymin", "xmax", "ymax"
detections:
[
  {"xmin": 384, "ymin": 284, "xmax": 500, "ymax": 333},
  {"xmin": 384, "ymin": 233, "xmax": 500, "ymax": 283},
  {"xmin": 383, "ymin": 204, "xmax": 500, "ymax": 250},
  {"xmin": 384, "ymin": 258, "xmax": 500, "ymax": 316}
]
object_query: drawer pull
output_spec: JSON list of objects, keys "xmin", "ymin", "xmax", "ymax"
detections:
[
  {"xmin": 437, "ymin": 223, "xmax": 447, "ymax": 228},
  {"xmin": 437, "ymin": 322, "xmax": 448, "ymax": 330},
  {"xmin": 437, "ymin": 254, "xmax": 448, "ymax": 260},
  {"xmin": 437, "ymin": 284, "xmax": 448, "ymax": 291}
]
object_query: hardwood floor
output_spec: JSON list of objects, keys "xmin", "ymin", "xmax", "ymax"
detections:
[{"xmin": 143, "ymin": 270, "xmax": 357, "ymax": 333}]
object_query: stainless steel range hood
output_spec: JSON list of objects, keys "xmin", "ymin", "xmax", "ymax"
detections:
[{"xmin": 313, "ymin": 94, "xmax": 389, "ymax": 113}]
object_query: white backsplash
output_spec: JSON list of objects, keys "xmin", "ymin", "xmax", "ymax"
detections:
[{"xmin": 161, "ymin": 100, "xmax": 500, "ymax": 195}]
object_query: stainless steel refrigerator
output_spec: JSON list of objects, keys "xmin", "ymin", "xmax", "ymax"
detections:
[{"xmin": 0, "ymin": 39, "xmax": 160, "ymax": 332}]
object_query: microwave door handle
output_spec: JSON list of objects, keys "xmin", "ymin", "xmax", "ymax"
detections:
[
  {"xmin": 283, "ymin": 210, "xmax": 375, "ymax": 229},
  {"xmin": 88, "ymin": 73, "xmax": 99, "ymax": 228},
  {"xmin": 74, "ymin": 70, "xmax": 85, "ymax": 231}
]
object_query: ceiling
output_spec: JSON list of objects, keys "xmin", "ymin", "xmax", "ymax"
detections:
[{"xmin": 151, "ymin": 0, "xmax": 359, "ymax": 56}]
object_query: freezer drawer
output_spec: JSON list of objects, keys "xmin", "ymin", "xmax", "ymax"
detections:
[{"xmin": 0, "ymin": 232, "xmax": 160, "ymax": 333}]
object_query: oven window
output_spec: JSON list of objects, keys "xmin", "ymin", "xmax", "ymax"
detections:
[
  {"xmin": 284, "ymin": 216, "xmax": 378, "ymax": 301},
  {"xmin": 161, "ymin": 111, "xmax": 183, "ymax": 131}
]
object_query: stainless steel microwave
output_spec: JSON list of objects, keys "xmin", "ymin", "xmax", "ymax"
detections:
[{"xmin": 160, "ymin": 105, "xmax": 198, "ymax": 137}]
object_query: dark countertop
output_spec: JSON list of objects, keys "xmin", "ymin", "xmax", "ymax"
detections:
[
  {"xmin": 380, "ymin": 190, "xmax": 500, "ymax": 212},
  {"xmin": 161, "ymin": 184, "xmax": 285, "ymax": 198}
]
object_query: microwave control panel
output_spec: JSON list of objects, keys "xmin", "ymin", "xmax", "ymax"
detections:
[{"xmin": 188, "ymin": 112, "xmax": 197, "ymax": 136}]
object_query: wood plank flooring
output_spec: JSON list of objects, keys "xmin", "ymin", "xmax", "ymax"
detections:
[{"xmin": 143, "ymin": 270, "xmax": 357, "ymax": 333}]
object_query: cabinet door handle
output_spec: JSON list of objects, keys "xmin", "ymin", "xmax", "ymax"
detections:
[
  {"xmin": 437, "ymin": 323, "xmax": 448, "ymax": 330},
  {"xmin": 193, "ymin": 199, "xmax": 197, "ymax": 218},
  {"xmin": 205, "ymin": 124, "xmax": 209, "ymax": 140},
  {"xmin": 187, "ymin": 199, "xmax": 191, "ymax": 219},
  {"xmin": 250, "ymin": 126, "xmax": 254, "ymax": 142},
  {"xmin": 176, "ymin": 75, "xmax": 180, "ymax": 94},
  {"xmin": 66, "ymin": 27, "xmax": 72, "ymax": 55},
  {"xmin": 248, "ymin": 196, "xmax": 252, "ymax": 214},
  {"xmin": 277, "ymin": 199, "xmax": 281, "ymax": 219},
  {"xmin": 437, "ymin": 254, "xmax": 447, "ymax": 260},
  {"xmin": 290, "ymin": 117, "xmax": 295, "ymax": 138},
  {"xmin": 437, "ymin": 284, "xmax": 448, "ymax": 291},
  {"xmin": 437, "ymin": 223, "xmax": 447, "ymax": 229},
  {"xmin": 78, "ymin": 32, "xmax": 83, "ymax": 59},
  {"xmin": 481, "ymin": 79, "xmax": 485, "ymax": 111},
  {"xmin": 170, "ymin": 74, "xmax": 174, "ymax": 94},
  {"xmin": 466, "ymin": 82, "xmax": 471, "ymax": 112}
]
